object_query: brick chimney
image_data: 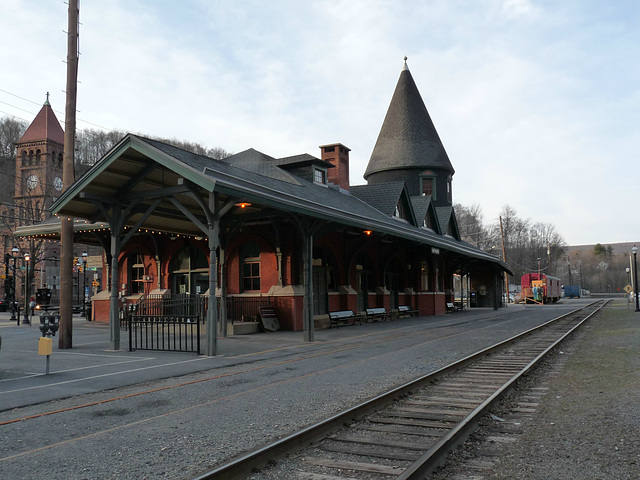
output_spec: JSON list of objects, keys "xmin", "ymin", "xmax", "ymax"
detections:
[{"xmin": 320, "ymin": 143, "xmax": 351, "ymax": 191}]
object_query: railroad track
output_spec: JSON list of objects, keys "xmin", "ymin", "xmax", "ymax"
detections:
[{"xmin": 193, "ymin": 300, "xmax": 608, "ymax": 480}]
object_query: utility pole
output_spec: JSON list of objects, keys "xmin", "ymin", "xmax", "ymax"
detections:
[
  {"xmin": 59, "ymin": 0, "xmax": 79, "ymax": 349},
  {"xmin": 499, "ymin": 216, "xmax": 509, "ymax": 303}
]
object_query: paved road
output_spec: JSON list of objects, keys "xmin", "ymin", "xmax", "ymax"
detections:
[{"xmin": 0, "ymin": 300, "xmax": 590, "ymax": 480}]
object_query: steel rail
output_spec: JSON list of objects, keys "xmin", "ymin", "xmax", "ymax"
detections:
[
  {"xmin": 192, "ymin": 301, "xmax": 606, "ymax": 480},
  {"xmin": 397, "ymin": 299, "xmax": 608, "ymax": 479}
]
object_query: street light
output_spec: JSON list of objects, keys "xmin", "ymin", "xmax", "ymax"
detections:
[
  {"xmin": 81, "ymin": 252, "xmax": 88, "ymax": 318},
  {"xmin": 633, "ymin": 245, "xmax": 639, "ymax": 312},
  {"xmin": 10, "ymin": 247, "xmax": 19, "ymax": 322},
  {"xmin": 23, "ymin": 252, "xmax": 30, "ymax": 325}
]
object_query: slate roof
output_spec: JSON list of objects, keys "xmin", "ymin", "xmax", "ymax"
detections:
[
  {"xmin": 410, "ymin": 195, "xmax": 441, "ymax": 234},
  {"xmin": 435, "ymin": 206, "xmax": 459, "ymax": 239},
  {"xmin": 364, "ymin": 61, "xmax": 454, "ymax": 179},
  {"xmin": 17, "ymin": 100, "xmax": 64, "ymax": 145},
  {"xmin": 50, "ymin": 134, "xmax": 510, "ymax": 271},
  {"xmin": 351, "ymin": 181, "xmax": 406, "ymax": 217}
]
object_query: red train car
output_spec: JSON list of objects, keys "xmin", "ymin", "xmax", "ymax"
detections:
[{"xmin": 519, "ymin": 273, "xmax": 561, "ymax": 304}]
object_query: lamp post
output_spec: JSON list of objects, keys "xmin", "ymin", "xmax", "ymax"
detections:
[
  {"xmin": 10, "ymin": 247, "xmax": 18, "ymax": 321},
  {"xmin": 23, "ymin": 252, "xmax": 30, "ymax": 325},
  {"xmin": 81, "ymin": 252, "xmax": 88, "ymax": 318},
  {"xmin": 633, "ymin": 245, "xmax": 639, "ymax": 312}
]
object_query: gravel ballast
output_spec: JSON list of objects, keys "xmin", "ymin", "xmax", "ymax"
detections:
[{"xmin": 437, "ymin": 299, "xmax": 640, "ymax": 480}]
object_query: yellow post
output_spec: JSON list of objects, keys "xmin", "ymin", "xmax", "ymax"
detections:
[
  {"xmin": 38, "ymin": 337, "xmax": 53, "ymax": 374},
  {"xmin": 38, "ymin": 337, "xmax": 53, "ymax": 356}
]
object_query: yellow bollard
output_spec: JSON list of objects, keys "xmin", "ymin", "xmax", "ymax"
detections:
[{"xmin": 38, "ymin": 337, "xmax": 53, "ymax": 374}]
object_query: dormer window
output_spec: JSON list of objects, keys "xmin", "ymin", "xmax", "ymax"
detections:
[
  {"xmin": 394, "ymin": 200, "xmax": 406, "ymax": 219},
  {"xmin": 421, "ymin": 176, "xmax": 435, "ymax": 199},
  {"xmin": 314, "ymin": 168, "xmax": 327, "ymax": 185},
  {"xmin": 447, "ymin": 177, "xmax": 452, "ymax": 203}
]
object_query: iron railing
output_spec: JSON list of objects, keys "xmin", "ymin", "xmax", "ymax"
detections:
[
  {"xmin": 128, "ymin": 294, "xmax": 206, "ymax": 353},
  {"xmin": 123, "ymin": 294, "xmax": 271, "ymax": 353}
]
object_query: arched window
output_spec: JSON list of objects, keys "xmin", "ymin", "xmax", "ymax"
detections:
[
  {"xmin": 240, "ymin": 242, "xmax": 260, "ymax": 292},
  {"xmin": 28, "ymin": 150, "xmax": 34, "ymax": 165},
  {"xmin": 21, "ymin": 150, "xmax": 27, "ymax": 166},
  {"xmin": 170, "ymin": 245, "xmax": 209, "ymax": 294},
  {"xmin": 129, "ymin": 253, "xmax": 145, "ymax": 294},
  {"xmin": 58, "ymin": 153, "xmax": 63, "ymax": 168},
  {"xmin": 35, "ymin": 149, "xmax": 41, "ymax": 164}
]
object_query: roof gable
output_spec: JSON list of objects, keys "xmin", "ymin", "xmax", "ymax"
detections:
[
  {"xmin": 436, "ymin": 206, "xmax": 461, "ymax": 240},
  {"xmin": 410, "ymin": 195, "xmax": 441, "ymax": 234}
]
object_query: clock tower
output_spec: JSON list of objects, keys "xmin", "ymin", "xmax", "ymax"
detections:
[{"xmin": 14, "ymin": 94, "xmax": 65, "ymax": 226}]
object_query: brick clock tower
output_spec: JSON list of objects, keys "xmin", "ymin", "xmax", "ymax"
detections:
[
  {"xmin": 10, "ymin": 94, "xmax": 65, "ymax": 308},
  {"xmin": 14, "ymin": 94, "xmax": 65, "ymax": 225}
]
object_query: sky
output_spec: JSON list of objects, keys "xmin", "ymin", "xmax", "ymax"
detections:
[{"xmin": 0, "ymin": 0, "xmax": 638, "ymax": 246}]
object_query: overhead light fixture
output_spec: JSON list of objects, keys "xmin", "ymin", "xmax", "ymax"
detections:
[
  {"xmin": 235, "ymin": 202, "xmax": 252, "ymax": 209},
  {"xmin": 363, "ymin": 230, "xmax": 372, "ymax": 236}
]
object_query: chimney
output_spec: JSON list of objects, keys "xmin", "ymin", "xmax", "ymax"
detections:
[{"xmin": 320, "ymin": 143, "xmax": 351, "ymax": 191}]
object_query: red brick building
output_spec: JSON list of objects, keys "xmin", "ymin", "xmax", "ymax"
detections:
[{"xmin": 25, "ymin": 61, "xmax": 510, "ymax": 353}]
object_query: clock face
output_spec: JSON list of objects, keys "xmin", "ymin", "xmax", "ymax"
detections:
[
  {"xmin": 26, "ymin": 174, "xmax": 39, "ymax": 190},
  {"xmin": 54, "ymin": 176, "xmax": 63, "ymax": 191}
]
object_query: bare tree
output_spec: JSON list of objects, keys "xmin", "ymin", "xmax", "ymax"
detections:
[{"xmin": 0, "ymin": 117, "xmax": 28, "ymax": 157}]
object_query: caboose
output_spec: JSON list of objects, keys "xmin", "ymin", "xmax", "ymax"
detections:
[{"xmin": 519, "ymin": 273, "xmax": 561, "ymax": 304}]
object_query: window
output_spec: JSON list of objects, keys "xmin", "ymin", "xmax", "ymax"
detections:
[
  {"xmin": 35, "ymin": 149, "xmax": 41, "ymax": 164},
  {"xmin": 394, "ymin": 200, "xmax": 406, "ymax": 219},
  {"xmin": 314, "ymin": 168, "xmax": 326, "ymax": 184},
  {"xmin": 423, "ymin": 213, "xmax": 433, "ymax": 229},
  {"xmin": 130, "ymin": 253, "xmax": 145, "ymax": 294},
  {"xmin": 21, "ymin": 150, "xmax": 27, "ymax": 166},
  {"xmin": 447, "ymin": 178, "xmax": 452, "ymax": 203},
  {"xmin": 420, "ymin": 261, "xmax": 429, "ymax": 291},
  {"xmin": 241, "ymin": 242, "xmax": 260, "ymax": 291},
  {"xmin": 421, "ymin": 177, "xmax": 435, "ymax": 197},
  {"xmin": 170, "ymin": 246, "xmax": 209, "ymax": 294},
  {"xmin": 323, "ymin": 146, "xmax": 335, "ymax": 153}
]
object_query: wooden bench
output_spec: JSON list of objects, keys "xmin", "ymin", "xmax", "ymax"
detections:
[
  {"xmin": 446, "ymin": 302, "xmax": 456, "ymax": 313},
  {"xmin": 366, "ymin": 307, "xmax": 391, "ymax": 322},
  {"xmin": 397, "ymin": 305, "xmax": 419, "ymax": 318},
  {"xmin": 328, "ymin": 310, "xmax": 362, "ymax": 328}
]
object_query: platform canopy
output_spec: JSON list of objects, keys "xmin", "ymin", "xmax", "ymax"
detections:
[{"xmin": 47, "ymin": 134, "xmax": 510, "ymax": 270}]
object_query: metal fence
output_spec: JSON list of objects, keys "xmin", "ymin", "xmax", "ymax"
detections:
[
  {"xmin": 128, "ymin": 294, "xmax": 206, "ymax": 353},
  {"xmin": 226, "ymin": 296, "xmax": 270, "ymax": 323},
  {"xmin": 123, "ymin": 294, "xmax": 271, "ymax": 353}
]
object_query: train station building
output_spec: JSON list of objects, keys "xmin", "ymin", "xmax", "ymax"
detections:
[{"xmin": 16, "ymin": 60, "xmax": 510, "ymax": 354}]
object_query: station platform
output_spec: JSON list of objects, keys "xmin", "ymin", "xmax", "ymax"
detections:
[{"xmin": 0, "ymin": 302, "xmax": 581, "ymax": 412}]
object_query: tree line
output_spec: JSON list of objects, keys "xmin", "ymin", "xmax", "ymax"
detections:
[
  {"xmin": 455, "ymin": 203, "xmax": 632, "ymax": 293},
  {"xmin": 455, "ymin": 203, "xmax": 567, "ymax": 283},
  {"xmin": 0, "ymin": 115, "xmax": 231, "ymax": 172}
]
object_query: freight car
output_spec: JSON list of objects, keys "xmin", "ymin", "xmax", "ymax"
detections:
[
  {"xmin": 563, "ymin": 284, "xmax": 581, "ymax": 298},
  {"xmin": 517, "ymin": 273, "xmax": 561, "ymax": 304}
]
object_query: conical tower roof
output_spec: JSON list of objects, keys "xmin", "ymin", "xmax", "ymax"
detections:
[
  {"xmin": 17, "ymin": 95, "xmax": 64, "ymax": 145},
  {"xmin": 364, "ymin": 60, "xmax": 454, "ymax": 179}
]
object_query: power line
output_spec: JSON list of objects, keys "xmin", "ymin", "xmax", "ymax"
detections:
[{"xmin": 0, "ymin": 87, "xmax": 115, "ymax": 132}]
